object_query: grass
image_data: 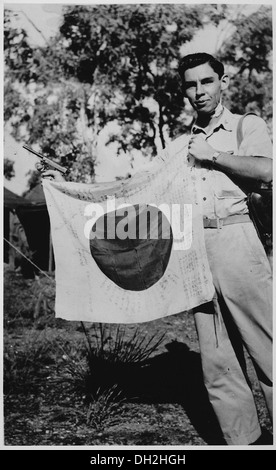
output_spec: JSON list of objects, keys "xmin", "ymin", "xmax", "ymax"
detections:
[
  {"xmin": 3, "ymin": 267, "xmax": 272, "ymax": 446},
  {"xmin": 4, "ymin": 267, "xmax": 169, "ymax": 437},
  {"xmin": 54, "ymin": 320, "xmax": 167, "ymax": 432},
  {"xmin": 79, "ymin": 322, "xmax": 166, "ymax": 397},
  {"xmin": 83, "ymin": 322, "xmax": 166, "ymax": 364},
  {"xmin": 4, "ymin": 329, "xmax": 56, "ymax": 396},
  {"xmin": 86, "ymin": 385, "xmax": 126, "ymax": 431}
]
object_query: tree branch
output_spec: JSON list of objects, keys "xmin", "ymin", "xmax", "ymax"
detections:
[{"xmin": 158, "ymin": 102, "xmax": 166, "ymax": 149}]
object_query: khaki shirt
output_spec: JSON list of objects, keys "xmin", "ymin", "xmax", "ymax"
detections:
[{"xmin": 162, "ymin": 107, "xmax": 272, "ymax": 219}]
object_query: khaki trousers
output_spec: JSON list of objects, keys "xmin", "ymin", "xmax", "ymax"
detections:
[{"xmin": 194, "ymin": 222, "xmax": 272, "ymax": 445}]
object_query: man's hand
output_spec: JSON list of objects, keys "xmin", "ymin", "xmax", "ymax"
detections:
[
  {"xmin": 188, "ymin": 135, "xmax": 215, "ymax": 162},
  {"xmin": 187, "ymin": 136, "xmax": 272, "ymax": 183},
  {"xmin": 40, "ymin": 169, "xmax": 66, "ymax": 182},
  {"xmin": 36, "ymin": 162, "xmax": 66, "ymax": 182}
]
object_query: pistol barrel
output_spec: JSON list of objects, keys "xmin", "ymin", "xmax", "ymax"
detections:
[{"xmin": 23, "ymin": 144, "xmax": 68, "ymax": 175}]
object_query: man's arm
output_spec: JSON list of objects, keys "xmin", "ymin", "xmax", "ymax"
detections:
[
  {"xmin": 211, "ymin": 152, "xmax": 272, "ymax": 183},
  {"xmin": 188, "ymin": 135, "xmax": 272, "ymax": 184}
]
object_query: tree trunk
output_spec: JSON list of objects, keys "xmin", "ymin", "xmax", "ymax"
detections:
[{"xmin": 158, "ymin": 102, "xmax": 166, "ymax": 149}]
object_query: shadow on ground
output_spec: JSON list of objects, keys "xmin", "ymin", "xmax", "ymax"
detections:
[{"xmin": 87, "ymin": 340, "xmax": 225, "ymax": 445}]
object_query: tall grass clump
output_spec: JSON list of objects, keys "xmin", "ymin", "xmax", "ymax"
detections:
[
  {"xmin": 57, "ymin": 323, "xmax": 165, "ymax": 430},
  {"xmin": 86, "ymin": 385, "xmax": 126, "ymax": 431},
  {"xmin": 60, "ymin": 322, "xmax": 166, "ymax": 397},
  {"xmin": 82, "ymin": 323, "xmax": 165, "ymax": 393},
  {"xmin": 83, "ymin": 322, "xmax": 165, "ymax": 363}
]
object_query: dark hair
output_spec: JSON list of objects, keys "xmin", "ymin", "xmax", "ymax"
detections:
[{"xmin": 178, "ymin": 53, "xmax": 224, "ymax": 83}]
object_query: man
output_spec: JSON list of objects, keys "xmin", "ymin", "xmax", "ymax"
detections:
[
  {"xmin": 41, "ymin": 52, "xmax": 272, "ymax": 446},
  {"xmin": 176, "ymin": 52, "xmax": 272, "ymax": 445}
]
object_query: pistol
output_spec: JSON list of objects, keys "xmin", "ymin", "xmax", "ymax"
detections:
[{"xmin": 23, "ymin": 144, "xmax": 69, "ymax": 175}]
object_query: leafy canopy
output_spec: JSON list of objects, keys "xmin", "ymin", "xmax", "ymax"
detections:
[{"xmin": 4, "ymin": 4, "xmax": 272, "ymax": 188}]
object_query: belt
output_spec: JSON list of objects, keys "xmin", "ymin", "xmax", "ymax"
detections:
[{"xmin": 203, "ymin": 213, "xmax": 252, "ymax": 229}]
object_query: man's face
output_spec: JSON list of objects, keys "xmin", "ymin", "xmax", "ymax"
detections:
[{"xmin": 183, "ymin": 62, "xmax": 228, "ymax": 115}]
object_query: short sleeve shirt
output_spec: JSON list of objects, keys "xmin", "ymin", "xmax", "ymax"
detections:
[{"xmin": 188, "ymin": 107, "xmax": 272, "ymax": 219}]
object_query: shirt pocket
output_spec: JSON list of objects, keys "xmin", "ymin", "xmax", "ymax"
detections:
[{"xmin": 213, "ymin": 171, "xmax": 246, "ymax": 199}]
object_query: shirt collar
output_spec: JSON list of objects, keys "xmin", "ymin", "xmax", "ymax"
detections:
[
  {"xmin": 192, "ymin": 105, "xmax": 234, "ymax": 135},
  {"xmin": 219, "ymin": 107, "xmax": 236, "ymax": 132}
]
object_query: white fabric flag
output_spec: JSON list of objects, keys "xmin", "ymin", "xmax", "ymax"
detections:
[{"xmin": 43, "ymin": 136, "xmax": 215, "ymax": 324}]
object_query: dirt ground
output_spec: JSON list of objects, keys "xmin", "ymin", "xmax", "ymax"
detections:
[{"xmin": 3, "ymin": 267, "xmax": 272, "ymax": 447}]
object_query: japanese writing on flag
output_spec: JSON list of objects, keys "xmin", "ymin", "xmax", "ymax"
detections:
[{"xmin": 43, "ymin": 136, "xmax": 215, "ymax": 324}]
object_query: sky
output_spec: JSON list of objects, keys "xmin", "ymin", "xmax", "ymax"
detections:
[{"xmin": 3, "ymin": 1, "xmax": 265, "ymax": 195}]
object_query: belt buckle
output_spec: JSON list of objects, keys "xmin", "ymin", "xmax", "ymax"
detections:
[
  {"xmin": 203, "ymin": 216, "xmax": 211, "ymax": 228},
  {"xmin": 203, "ymin": 217, "xmax": 223, "ymax": 229}
]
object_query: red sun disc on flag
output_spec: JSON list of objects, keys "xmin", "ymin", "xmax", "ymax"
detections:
[{"xmin": 89, "ymin": 204, "xmax": 173, "ymax": 291}]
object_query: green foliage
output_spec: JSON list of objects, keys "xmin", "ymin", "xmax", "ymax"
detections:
[
  {"xmin": 4, "ymin": 9, "xmax": 97, "ymax": 183},
  {"xmin": 220, "ymin": 6, "xmax": 272, "ymax": 73},
  {"xmin": 4, "ymin": 270, "xmax": 56, "ymax": 328},
  {"xmin": 4, "ymin": 331, "xmax": 55, "ymax": 395},
  {"xmin": 4, "ymin": 4, "xmax": 273, "ymax": 188},
  {"xmin": 4, "ymin": 10, "xmax": 35, "ymax": 83},
  {"xmin": 58, "ymin": 3, "xmax": 210, "ymax": 154},
  {"xmin": 218, "ymin": 5, "xmax": 272, "ymax": 123},
  {"xmin": 3, "ymin": 4, "xmax": 212, "ymax": 184},
  {"xmin": 4, "ymin": 158, "xmax": 15, "ymax": 180}
]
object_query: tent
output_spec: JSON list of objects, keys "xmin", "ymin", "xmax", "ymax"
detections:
[
  {"xmin": 4, "ymin": 187, "xmax": 31, "ymax": 265},
  {"xmin": 3, "ymin": 185, "xmax": 53, "ymax": 273},
  {"xmin": 4, "ymin": 187, "xmax": 32, "ymax": 210}
]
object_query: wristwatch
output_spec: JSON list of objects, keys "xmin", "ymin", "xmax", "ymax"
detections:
[{"xmin": 212, "ymin": 151, "xmax": 221, "ymax": 164}]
